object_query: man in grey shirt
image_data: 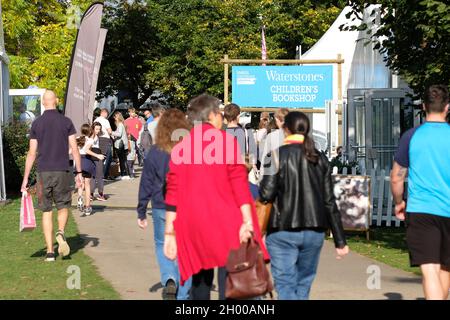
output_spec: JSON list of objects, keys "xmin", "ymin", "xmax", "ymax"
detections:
[{"xmin": 147, "ymin": 104, "xmax": 164, "ymax": 143}]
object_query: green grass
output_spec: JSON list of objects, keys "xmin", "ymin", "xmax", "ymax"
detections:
[
  {"xmin": 342, "ymin": 228, "xmax": 421, "ymax": 276},
  {"xmin": 0, "ymin": 199, "xmax": 120, "ymax": 299}
]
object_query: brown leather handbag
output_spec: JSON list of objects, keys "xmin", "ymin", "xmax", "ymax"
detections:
[
  {"xmin": 225, "ymin": 237, "xmax": 273, "ymax": 299},
  {"xmin": 255, "ymin": 200, "xmax": 272, "ymax": 235}
]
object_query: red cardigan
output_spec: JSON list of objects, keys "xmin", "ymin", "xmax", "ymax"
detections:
[{"xmin": 166, "ymin": 123, "xmax": 269, "ymax": 284}]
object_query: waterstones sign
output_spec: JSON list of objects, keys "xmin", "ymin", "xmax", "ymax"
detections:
[{"xmin": 232, "ymin": 65, "xmax": 333, "ymax": 109}]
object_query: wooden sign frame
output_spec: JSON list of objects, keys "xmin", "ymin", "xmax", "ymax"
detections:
[{"xmin": 220, "ymin": 54, "xmax": 344, "ymax": 113}]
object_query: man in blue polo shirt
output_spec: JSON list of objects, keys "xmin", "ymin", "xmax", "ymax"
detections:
[{"xmin": 391, "ymin": 84, "xmax": 450, "ymax": 300}]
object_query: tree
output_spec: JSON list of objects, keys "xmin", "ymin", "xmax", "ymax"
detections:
[
  {"xmin": 3, "ymin": 0, "xmax": 94, "ymax": 101},
  {"xmin": 140, "ymin": 0, "xmax": 345, "ymax": 106},
  {"xmin": 342, "ymin": 1, "xmax": 450, "ymax": 98},
  {"xmin": 97, "ymin": 0, "xmax": 157, "ymax": 107}
]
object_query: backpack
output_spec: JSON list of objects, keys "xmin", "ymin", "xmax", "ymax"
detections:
[{"xmin": 140, "ymin": 125, "xmax": 153, "ymax": 151}]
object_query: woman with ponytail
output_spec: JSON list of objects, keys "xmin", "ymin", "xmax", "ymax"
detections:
[{"xmin": 259, "ymin": 111, "xmax": 349, "ymax": 300}]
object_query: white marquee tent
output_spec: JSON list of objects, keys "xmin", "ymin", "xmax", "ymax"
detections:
[{"xmin": 302, "ymin": 5, "xmax": 407, "ymax": 152}]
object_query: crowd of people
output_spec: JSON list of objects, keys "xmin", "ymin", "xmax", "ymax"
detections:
[
  {"xmin": 19, "ymin": 84, "xmax": 450, "ymax": 301},
  {"xmin": 137, "ymin": 94, "xmax": 349, "ymax": 300}
]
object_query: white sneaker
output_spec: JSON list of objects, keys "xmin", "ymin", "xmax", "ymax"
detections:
[
  {"xmin": 121, "ymin": 176, "xmax": 131, "ymax": 180},
  {"xmin": 83, "ymin": 206, "xmax": 93, "ymax": 216},
  {"xmin": 77, "ymin": 196, "xmax": 84, "ymax": 211}
]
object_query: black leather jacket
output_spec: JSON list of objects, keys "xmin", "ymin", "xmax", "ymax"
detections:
[{"xmin": 259, "ymin": 144, "xmax": 347, "ymax": 248}]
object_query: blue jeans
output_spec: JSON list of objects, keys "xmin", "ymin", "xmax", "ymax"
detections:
[
  {"xmin": 266, "ymin": 230, "xmax": 324, "ymax": 300},
  {"xmin": 151, "ymin": 208, "xmax": 191, "ymax": 300}
]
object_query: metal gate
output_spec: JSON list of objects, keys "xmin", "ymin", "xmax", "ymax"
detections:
[{"xmin": 346, "ymin": 88, "xmax": 414, "ymax": 170}]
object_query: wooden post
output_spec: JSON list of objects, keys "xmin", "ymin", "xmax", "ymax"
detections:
[
  {"xmin": 224, "ymin": 54, "xmax": 229, "ymax": 104},
  {"xmin": 337, "ymin": 53, "xmax": 343, "ymax": 146}
]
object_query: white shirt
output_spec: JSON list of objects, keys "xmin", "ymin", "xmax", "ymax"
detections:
[
  {"xmin": 92, "ymin": 135, "xmax": 99, "ymax": 148},
  {"xmin": 95, "ymin": 116, "xmax": 111, "ymax": 139},
  {"xmin": 79, "ymin": 137, "xmax": 94, "ymax": 155}
]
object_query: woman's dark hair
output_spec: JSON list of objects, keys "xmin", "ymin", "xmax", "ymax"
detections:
[
  {"xmin": 283, "ymin": 112, "xmax": 319, "ymax": 164},
  {"xmin": 77, "ymin": 123, "xmax": 93, "ymax": 148},
  {"xmin": 93, "ymin": 107, "xmax": 101, "ymax": 120},
  {"xmin": 187, "ymin": 94, "xmax": 221, "ymax": 123},
  {"xmin": 91, "ymin": 122, "xmax": 102, "ymax": 138}
]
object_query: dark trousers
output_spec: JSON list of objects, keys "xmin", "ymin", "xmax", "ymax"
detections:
[
  {"xmin": 191, "ymin": 267, "xmax": 227, "ymax": 300},
  {"xmin": 115, "ymin": 146, "xmax": 130, "ymax": 177},
  {"xmin": 90, "ymin": 159, "xmax": 104, "ymax": 194},
  {"xmin": 99, "ymin": 137, "xmax": 112, "ymax": 178}
]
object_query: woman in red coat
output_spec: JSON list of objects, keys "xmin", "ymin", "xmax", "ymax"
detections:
[{"xmin": 163, "ymin": 94, "xmax": 269, "ymax": 300}]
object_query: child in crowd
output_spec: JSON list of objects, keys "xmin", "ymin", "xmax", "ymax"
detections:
[
  {"xmin": 76, "ymin": 123, "xmax": 105, "ymax": 216},
  {"xmin": 127, "ymin": 133, "xmax": 136, "ymax": 179}
]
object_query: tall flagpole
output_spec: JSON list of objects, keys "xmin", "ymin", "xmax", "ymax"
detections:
[{"xmin": 259, "ymin": 14, "xmax": 267, "ymax": 66}]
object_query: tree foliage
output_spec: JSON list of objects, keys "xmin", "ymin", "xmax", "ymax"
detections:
[
  {"xmin": 4, "ymin": 0, "xmax": 346, "ymax": 107},
  {"xmin": 3, "ymin": 0, "xmax": 94, "ymax": 100},
  {"xmin": 98, "ymin": 0, "xmax": 345, "ymax": 107},
  {"xmin": 343, "ymin": 0, "xmax": 450, "ymax": 98}
]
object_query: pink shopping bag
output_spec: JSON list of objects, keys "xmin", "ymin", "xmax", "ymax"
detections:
[{"xmin": 20, "ymin": 192, "xmax": 36, "ymax": 232}]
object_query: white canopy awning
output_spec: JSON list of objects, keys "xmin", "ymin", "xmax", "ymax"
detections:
[{"xmin": 302, "ymin": 5, "xmax": 393, "ymax": 100}]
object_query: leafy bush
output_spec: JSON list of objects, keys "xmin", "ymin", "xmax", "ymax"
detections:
[{"xmin": 2, "ymin": 122, "xmax": 34, "ymax": 193}]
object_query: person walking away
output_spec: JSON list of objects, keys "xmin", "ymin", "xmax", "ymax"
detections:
[
  {"xmin": 224, "ymin": 103, "xmax": 258, "ymax": 176},
  {"xmin": 127, "ymin": 131, "xmax": 137, "ymax": 179},
  {"xmin": 259, "ymin": 111, "xmax": 349, "ymax": 300},
  {"xmin": 95, "ymin": 109, "xmax": 113, "ymax": 180},
  {"xmin": 124, "ymin": 107, "xmax": 143, "ymax": 167},
  {"xmin": 259, "ymin": 108, "xmax": 289, "ymax": 179},
  {"xmin": 111, "ymin": 112, "xmax": 131, "ymax": 180},
  {"xmin": 163, "ymin": 95, "xmax": 269, "ymax": 300},
  {"xmin": 20, "ymin": 90, "xmax": 83, "ymax": 262},
  {"xmin": 391, "ymin": 84, "xmax": 450, "ymax": 300},
  {"xmin": 147, "ymin": 103, "xmax": 164, "ymax": 143},
  {"xmin": 89, "ymin": 122, "xmax": 107, "ymax": 201},
  {"xmin": 76, "ymin": 124, "xmax": 105, "ymax": 216},
  {"xmin": 137, "ymin": 108, "xmax": 192, "ymax": 300},
  {"xmin": 137, "ymin": 109, "xmax": 155, "ymax": 160},
  {"xmin": 136, "ymin": 112, "xmax": 147, "ymax": 166},
  {"xmin": 137, "ymin": 120, "xmax": 153, "ymax": 159}
]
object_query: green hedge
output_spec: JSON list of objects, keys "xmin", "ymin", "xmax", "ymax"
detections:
[{"xmin": 2, "ymin": 122, "xmax": 35, "ymax": 194}]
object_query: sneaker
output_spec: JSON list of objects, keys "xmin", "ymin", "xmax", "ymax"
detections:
[
  {"xmin": 121, "ymin": 176, "xmax": 131, "ymax": 180},
  {"xmin": 83, "ymin": 206, "xmax": 93, "ymax": 216},
  {"xmin": 162, "ymin": 279, "xmax": 177, "ymax": 300},
  {"xmin": 96, "ymin": 194, "xmax": 107, "ymax": 202},
  {"xmin": 90, "ymin": 193, "xmax": 95, "ymax": 201},
  {"xmin": 77, "ymin": 196, "xmax": 84, "ymax": 211},
  {"xmin": 55, "ymin": 231, "xmax": 70, "ymax": 258},
  {"xmin": 45, "ymin": 252, "xmax": 56, "ymax": 262}
]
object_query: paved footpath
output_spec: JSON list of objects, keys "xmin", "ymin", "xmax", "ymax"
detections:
[{"xmin": 73, "ymin": 168, "xmax": 424, "ymax": 300}]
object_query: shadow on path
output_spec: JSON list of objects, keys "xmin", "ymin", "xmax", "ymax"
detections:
[{"xmin": 30, "ymin": 234, "xmax": 100, "ymax": 259}]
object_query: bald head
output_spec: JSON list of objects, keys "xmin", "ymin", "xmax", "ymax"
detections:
[{"xmin": 43, "ymin": 90, "xmax": 58, "ymax": 110}]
